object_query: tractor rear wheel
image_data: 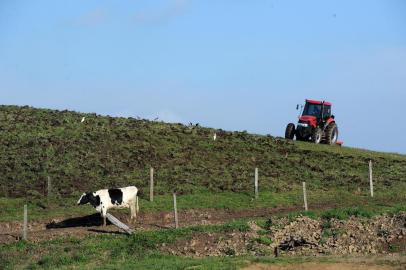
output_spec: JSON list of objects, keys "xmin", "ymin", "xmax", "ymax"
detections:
[
  {"xmin": 311, "ymin": 127, "xmax": 322, "ymax": 144},
  {"xmin": 325, "ymin": 123, "xmax": 338, "ymax": 144},
  {"xmin": 285, "ymin": 123, "xmax": 295, "ymax": 140}
]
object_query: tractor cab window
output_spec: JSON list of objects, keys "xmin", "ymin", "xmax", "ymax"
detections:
[
  {"xmin": 302, "ymin": 103, "xmax": 322, "ymax": 117},
  {"xmin": 323, "ymin": 105, "xmax": 331, "ymax": 118}
]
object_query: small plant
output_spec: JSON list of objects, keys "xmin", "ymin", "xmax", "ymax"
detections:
[
  {"xmin": 222, "ymin": 221, "xmax": 250, "ymax": 233},
  {"xmin": 224, "ymin": 247, "xmax": 236, "ymax": 256},
  {"xmin": 302, "ymin": 211, "xmax": 317, "ymax": 219},
  {"xmin": 321, "ymin": 220, "xmax": 332, "ymax": 230},
  {"xmin": 389, "ymin": 244, "xmax": 400, "ymax": 252},
  {"xmin": 377, "ymin": 229, "xmax": 390, "ymax": 238},
  {"xmin": 264, "ymin": 217, "xmax": 273, "ymax": 229},
  {"xmin": 37, "ymin": 256, "xmax": 51, "ymax": 267},
  {"xmin": 255, "ymin": 236, "xmax": 273, "ymax": 246}
]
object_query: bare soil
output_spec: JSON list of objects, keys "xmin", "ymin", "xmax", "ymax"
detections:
[
  {"xmin": 0, "ymin": 204, "xmax": 314, "ymax": 244},
  {"xmin": 1, "ymin": 205, "xmax": 404, "ymax": 264},
  {"xmin": 160, "ymin": 214, "xmax": 406, "ymax": 258},
  {"xmin": 242, "ymin": 262, "xmax": 404, "ymax": 270}
]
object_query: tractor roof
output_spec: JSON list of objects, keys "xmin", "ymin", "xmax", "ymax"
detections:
[{"xmin": 306, "ymin": 99, "xmax": 332, "ymax": 106}]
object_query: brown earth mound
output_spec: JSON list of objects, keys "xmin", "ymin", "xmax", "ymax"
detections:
[
  {"xmin": 242, "ymin": 262, "xmax": 403, "ymax": 270},
  {"xmin": 161, "ymin": 213, "xmax": 406, "ymax": 257}
]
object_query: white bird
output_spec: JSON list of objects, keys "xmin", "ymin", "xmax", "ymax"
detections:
[
  {"xmin": 81, "ymin": 117, "xmax": 85, "ymax": 123},
  {"xmin": 213, "ymin": 133, "xmax": 217, "ymax": 141}
]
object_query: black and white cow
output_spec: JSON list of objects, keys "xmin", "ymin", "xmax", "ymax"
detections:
[{"xmin": 77, "ymin": 186, "xmax": 139, "ymax": 226}]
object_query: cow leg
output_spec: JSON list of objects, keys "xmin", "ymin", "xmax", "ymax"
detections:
[{"xmin": 102, "ymin": 207, "xmax": 107, "ymax": 227}]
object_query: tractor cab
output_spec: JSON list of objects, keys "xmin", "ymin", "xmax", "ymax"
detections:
[
  {"xmin": 299, "ymin": 100, "xmax": 334, "ymax": 128},
  {"xmin": 285, "ymin": 99, "xmax": 339, "ymax": 144}
]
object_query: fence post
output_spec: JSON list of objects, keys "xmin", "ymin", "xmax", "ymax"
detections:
[
  {"xmin": 173, "ymin": 192, "xmax": 179, "ymax": 229},
  {"xmin": 369, "ymin": 160, "xmax": 374, "ymax": 197},
  {"xmin": 254, "ymin": 167, "xmax": 259, "ymax": 199},
  {"xmin": 23, "ymin": 204, "xmax": 27, "ymax": 241},
  {"xmin": 47, "ymin": 176, "xmax": 51, "ymax": 198},
  {"xmin": 150, "ymin": 167, "xmax": 154, "ymax": 202},
  {"xmin": 302, "ymin": 182, "xmax": 308, "ymax": 211}
]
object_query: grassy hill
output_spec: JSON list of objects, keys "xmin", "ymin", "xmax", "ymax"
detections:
[
  {"xmin": 1, "ymin": 105, "xmax": 406, "ymax": 269},
  {"xmin": 1, "ymin": 105, "xmax": 405, "ymax": 199}
]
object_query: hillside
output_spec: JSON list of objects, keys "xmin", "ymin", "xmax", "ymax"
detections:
[{"xmin": 1, "ymin": 105, "xmax": 405, "ymax": 198}]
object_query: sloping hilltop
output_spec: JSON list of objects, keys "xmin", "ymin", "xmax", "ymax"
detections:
[
  {"xmin": 0, "ymin": 105, "xmax": 405, "ymax": 198},
  {"xmin": 1, "ymin": 105, "xmax": 406, "ymax": 269}
]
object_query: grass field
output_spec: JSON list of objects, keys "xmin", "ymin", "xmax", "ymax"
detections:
[
  {"xmin": 1, "ymin": 184, "xmax": 405, "ymax": 222},
  {"xmin": 1, "ymin": 105, "xmax": 405, "ymax": 198},
  {"xmin": 0, "ymin": 220, "xmax": 249, "ymax": 269},
  {"xmin": 0, "ymin": 105, "xmax": 405, "ymax": 269}
]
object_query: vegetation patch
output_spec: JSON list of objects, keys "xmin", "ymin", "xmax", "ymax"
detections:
[
  {"xmin": 322, "ymin": 207, "xmax": 374, "ymax": 220},
  {"xmin": 1, "ymin": 105, "xmax": 405, "ymax": 199}
]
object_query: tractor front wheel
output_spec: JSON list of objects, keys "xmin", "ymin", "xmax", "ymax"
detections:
[
  {"xmin": 311, "ymin": 127, "xmax": 322, "ymax": 144},
  {"xmin": 324, "ymin": 123, "xmax": 338, "ymax": 144},
  {"xmin": 285, "ymin": 123, "xmax": 295, "ymax": 140}
]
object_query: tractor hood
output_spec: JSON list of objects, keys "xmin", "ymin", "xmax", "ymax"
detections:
[
  {"xmin": 299, "ymin": 115, "xmax": 317, "ymax": 122},
  {"xmin": 299, "ymin": 115, "xmax": 317, "ymax": 128}
]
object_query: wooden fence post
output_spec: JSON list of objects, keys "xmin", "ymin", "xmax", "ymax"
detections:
[
  {"xmin": 106, "ymin": 213, "xmax": 133, "ymax": 235},
  {"xmin": 302, "ymin": 182, "xmax": 308, "ymax": 211},
  {"xmin": 23, "ymin": 204, "xmax": 27, "ymax": 241},
  {"xmin": 173, "ymin": 192, "xmax": 179, "ymax": 229},
  {"xmin": 369, "ymin": 160, "xmax": 374, "ymax": 197},
  {"xmin": 254, "ymin": 167, "xmax": 259, "ymax": 199},
  {"xmin": 150, "ymin": 167, "xmax": 154, "ymax": 202},
  {"xmin": 47, "ymin": 176, "xmax": 51, "ymax": 198}
]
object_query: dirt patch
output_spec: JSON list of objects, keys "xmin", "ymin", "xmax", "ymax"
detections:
[
  {"xmin": 0, "ymin": 204, "xmax": 331, "ymax": 244},
  {"xmin": 161, "ymin": 231, "xmax": 252, "ymax": 257},
  {"xmin": 1, "ymin": 206, "xmax": 405, "ymax": 260},
  {"xmin": 242, "ymin": 262, "xmax": 402, "ymax": 270},
  {"xmin": 160, "ymin": 220, "xmax": 269, "ymax": 257},
  {"xmin": 269, "ymin": 214, "xmax": 406, "ymax": 256},
  {"xmin": 160, "ymin": 213, "xmax": 406, "ymax": 257}
]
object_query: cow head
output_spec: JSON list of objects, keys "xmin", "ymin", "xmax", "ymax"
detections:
[
  {"xmin": 77, "ymin": 192, "xmax": 91, "ymax": 205},
  {"xmin": 77, "ymin": 192, "xmax": 101, "ymax": 207}
]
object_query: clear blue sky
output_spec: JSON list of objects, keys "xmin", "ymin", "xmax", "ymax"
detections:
[{"xmin": 1, "ymin": 1, "xmax": 406, "ymax": 154}]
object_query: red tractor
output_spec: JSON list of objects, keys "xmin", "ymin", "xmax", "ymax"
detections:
[{"xmin": 285, "ymin": 99, "xmax": 339, "ymax": 144}]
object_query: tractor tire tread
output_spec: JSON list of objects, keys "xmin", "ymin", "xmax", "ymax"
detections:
[{"xmin": 324, "ymin": 123, "xmax": 338, "ymax": 145}]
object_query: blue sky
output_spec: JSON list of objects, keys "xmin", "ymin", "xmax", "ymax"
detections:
[{"xmin": 1, "ymin": 0, "xmax": 406, "ymax": 154}]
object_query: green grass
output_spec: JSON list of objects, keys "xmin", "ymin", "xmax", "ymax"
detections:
[
  {"xmin": 321, "ymin": 207, "xmax": 374, "ymax": 220},
  {"xmin": 0, "ymin": 220, "xmax": 252, "ymax": 269},
  {"xmin": 254, "ymin": 236, "xmax": 273, "ymax": 245},
  {"xmin": 0, "ymin": 105, "xmax": 405, "ymax": 199},
  {"xmin": 1, "ymin": 183, "xmax": 405, "ymax": 222},
  {"xmin": 0, "ymin": 197, "xmax": 95, "ymax": 222}
]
